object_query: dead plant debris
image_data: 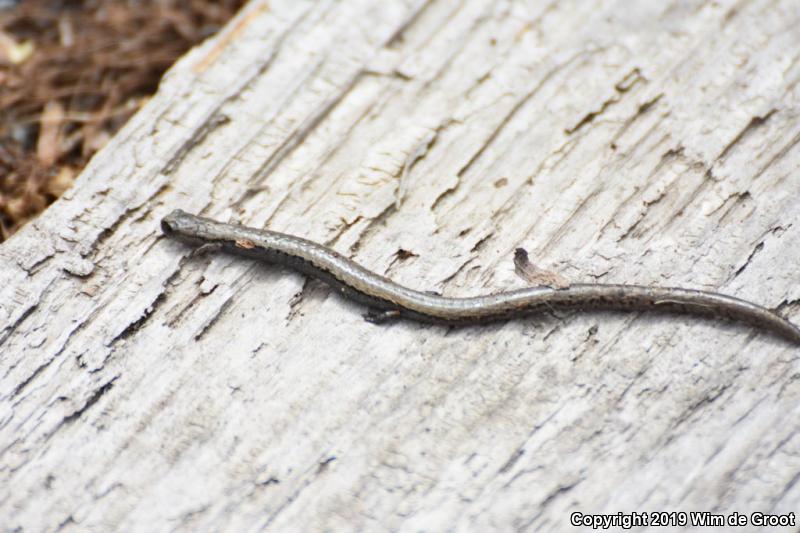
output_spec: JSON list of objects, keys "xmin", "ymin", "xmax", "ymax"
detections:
[{"xmin": 0, "ymin": 0, "xmax": 245, "ymax": 241}]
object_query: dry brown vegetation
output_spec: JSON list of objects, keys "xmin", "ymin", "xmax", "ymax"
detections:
[{"xmin": 0, "ymin": 0, "xmax": 244, "ymax": 240}]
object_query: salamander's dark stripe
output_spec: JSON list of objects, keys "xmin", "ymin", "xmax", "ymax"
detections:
[{"xmin": 161, "ymin": 209, "xmax": 800, "ymax": 345}]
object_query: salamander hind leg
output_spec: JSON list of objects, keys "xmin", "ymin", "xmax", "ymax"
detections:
[{"xmin": 363, "ymin": 309, "xmax": 402, "ymax": 324}]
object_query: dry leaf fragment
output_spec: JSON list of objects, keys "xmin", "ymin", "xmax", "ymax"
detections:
[
  {"xmin": 0, "ymin": 30, "xmax": 34, "ymax": 64},
  {"xmin": 513, "ymin": 248, "xmax": 571, "ymax": 289},
  {"xmin": 37, "ymin": 100, "xmax": 65, "ymax": 166}
]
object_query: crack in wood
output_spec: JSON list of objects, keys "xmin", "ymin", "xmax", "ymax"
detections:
[
  {"xmin": 432, "ymin": 57, "xmax": 580, "ymax": 215},
  {"xmin": 611, "ymin": 145, "xmax": 717, "ymax": 242},
  {"xmin": 610, "ymin": 93, "xmax": 664, "ymax": 149},
  {"xmin": 20, "ymin": 251, "xmax": 55, "ymax": 276},
  {"xmin": 57, "ymin": 376, "xmax": 118, "ymax": 429},
  {"xmin": 716, "ymin": 109, "xmax": 777, "ymax": 162},
  {"xmin": 732, "ymin": 242, "xmax": 764, "ymax": 278},
  {"xmin": 55, "ymin": 514, "xmax": 75, "ymax": 532},
  {"xmin": 396, "ymin": 127, "xmax": 441, "ymax": 208},
  {"xmin": 87, "ymin": 206, "xmax": 142, "ymax": 253},
  {"xmin": 0, "ymin": 300, "xmax": 38, "ymax": 348},
  {"xmin": 751, "ymin": 128, "xmax": 800, "ymax": 181},
  {"xmin": 258, "ymin": 455, "xmax": 340, "ymax": 529},
  {"xmin": 154, "ymin": 7, "xmax": 301, "ymax": 172},
  {"xmin": 162, "ymin": 113, "xmax": 232, "ymax": 176},
  {"xmin": 648, "ymin": 179, "xmax": 714, "ymax": 244},
  {"xmin": 437, "ymin": 257, "xmax": 477, "ymax": 288},
  {"xmin": 316, "ymin": 455, "xmax": 336, "ymax": 474},
  {"xmin": 162, "ymin": 261, "xmax": 216, "ymax": 329},
  {"xmin": 709, "ymin": 191, "xmax": 752, "ymax": 224},
  {"xmin": 566, "ymin": 68, "xmax": 646, "ymax": 135},
  {"xmin": 108, "ymin": 293, "xmax": 167, "ymax": 347},
  {"xmin": 9, "ymin": 358, "xmax": 51, "ymax": 400},
  {"xmin": 457, "ymin": 64, "xmax": 567, "ymax": 179},
  {"xmin": 540, "ymin": 187, "xmax": 602, "ymax": 251},
  {"xmin": 667, "ymin": 383, "xmax": 731, "ymax": 440},
  {"xmin": 417, "ymin": 5, "xmax": 497, "ymax": 91},
  {"xmin": 249, "ymin": 66, "xmax": 368, "ymax": 187},
  {"xmin": 470, "ymin": 231, "xmax": 494, "ymax": 254},
  {"xmin": 194, "ymin": 292, "xmax": 237, "ymax": 341},
  {"xmin": 383, "ymin": 0, "xmax": 435, "ymax": 48},
  {"xmin": 497, "ymin": 447, "xmax": 524, "ymax": 474},
  {"xmin": 347, "ymin": 205, "xmax": 395, "ymax": 255}
]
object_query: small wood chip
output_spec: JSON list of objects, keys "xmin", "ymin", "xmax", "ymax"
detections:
[{"xmin": 513, "ymin": 248, "xmax": 570, "ymax": 289}]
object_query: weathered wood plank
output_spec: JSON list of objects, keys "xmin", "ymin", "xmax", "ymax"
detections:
[{"xmin": 1, "ymin": 0, "xmax": 799, "ymax": 530}]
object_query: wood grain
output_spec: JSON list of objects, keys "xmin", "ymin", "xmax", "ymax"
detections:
[{"xmin": 1, "ymin": 0, "xmax": 799, "ymax": 530}]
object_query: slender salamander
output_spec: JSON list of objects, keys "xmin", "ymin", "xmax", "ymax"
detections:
[{"xmin": 161, "ymin": 209, "xmax": 800, "ymax": 345}]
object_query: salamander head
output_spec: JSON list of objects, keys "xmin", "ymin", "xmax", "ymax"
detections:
[{"xmin": 161, "ymin": 209, "xmax": 207, "ymax": 246}]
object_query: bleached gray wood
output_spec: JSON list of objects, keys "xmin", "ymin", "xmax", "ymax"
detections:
[{"xmin": 1, "ymin": 0, "xmax": 799, "ymax": 531}]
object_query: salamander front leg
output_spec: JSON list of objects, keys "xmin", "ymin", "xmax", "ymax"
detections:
[{"xmin": 191, "ymin": 242, "xmax": 224, "ymax": 257}]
